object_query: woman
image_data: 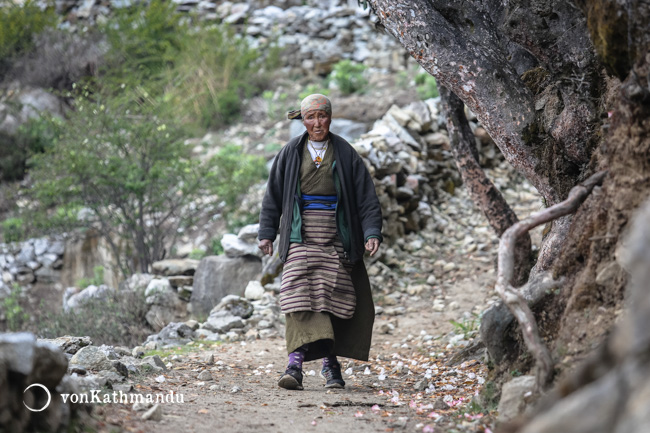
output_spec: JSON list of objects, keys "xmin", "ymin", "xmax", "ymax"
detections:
[{"xmin": 258, "ymin": 94, "xmax": 383, "ymax": 390}]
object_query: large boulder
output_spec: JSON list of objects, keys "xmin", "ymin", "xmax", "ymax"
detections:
[
  {"xmin": 0, "ymin": 332, "xmax": 79, "ymax": 433},
  {"xmin": 151, "ymin": 259, "xmax": 199, "ymax": 276},
  {"xmin": 63, "ymin": 284, "xmax": 115, "ymax": 312},
  {"xmin": 190, "ymin": 256, "xmax": 262, "ymax": 317}
]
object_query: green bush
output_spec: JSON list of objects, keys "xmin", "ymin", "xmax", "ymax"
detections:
[
  {"xmin": 0, "ymin": 0, "xmax": 56, "ymax": 74},
  {"xmin": 77, "ymin": 265, "xmax": 105, "ymax": 289},
  {"xmin": 1, "ymin": 285, "xmax": 30, "ymax": 331},
  {"xmin": 329, "ymin": 60, "xmax": 368, "ymax": 95},
  {"xmin": 28, "ymin": 86, "xmax": 215, "ymax": 275},
  {"xmin": 416, "ymin": 72, "xmax": 439, "ymax": 99},
  {"xmin": 2, "ymin": 217, "xmax": 24, "ymax": 243},
  {"xmin": 101, "ymin": 0, "xmax": 185, "ymax": 86},
  {"xmin": 0, "ymin": 115, "xmax": 64, "ymax": 181},
  {"xmin": 162, "ymin": 24, "xmax": 275, "ymax": 130},
  {"xmin": 211, "ymin": 144, "xmax": 267, "ymax": 208},
  {"xmin": 298, "ymin": 84, "xmax": 330, "ymax": 101},
  {"xmin": 37, "ymin": 289, "xmax": 152, "ymax": 347}
]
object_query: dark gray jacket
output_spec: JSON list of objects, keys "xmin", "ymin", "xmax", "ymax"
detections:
[{"xmin": 258, "ymin": 131, "xmax": 383, "ymax": 264}]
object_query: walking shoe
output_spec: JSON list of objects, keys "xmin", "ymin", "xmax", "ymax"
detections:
[
  {"xmin": 278, "ymin": 365, "xmax": 304, "ymax": 390},
  {"xmin": 320, "ymin": 363, "xmax": 345, "ymax": 389}
]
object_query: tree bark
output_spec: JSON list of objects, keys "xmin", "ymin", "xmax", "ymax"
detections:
[
  {"xmin": 366, "ymin": 0, "xmax": 605, "ymax": 272},
  {"xmin": 496, "ymin": 171, "xmax": 606, "ymax": 389},
  {"xmin": 440, "ymin": 85, "xmax": 532, "ymax": 285}
]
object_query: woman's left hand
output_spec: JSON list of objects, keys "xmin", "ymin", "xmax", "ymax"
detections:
[{"xmin": 365, "ymin": 238, "xmax": 380, "ymax": 257}]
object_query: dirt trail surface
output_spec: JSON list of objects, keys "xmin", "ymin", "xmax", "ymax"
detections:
[
  {"xmin": 91, "ymin": 174, "xmax": 544, "ymax": 433},
  {"xmin": 93, "ymin": 268, "xmax": 495, "ymax": 433}
]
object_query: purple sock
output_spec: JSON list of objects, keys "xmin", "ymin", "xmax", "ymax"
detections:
[
  {"xmin": 322, "ymin": 355, "xmax": 339, "ymax": 368},
  {"xmin": 288, "ymin": 346, "xmax": 306, "ymax": 369}
]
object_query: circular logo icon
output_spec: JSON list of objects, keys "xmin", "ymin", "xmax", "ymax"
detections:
[{"xmin": 23, "ymin": 383, "xmax": 51, "ymax": 412}]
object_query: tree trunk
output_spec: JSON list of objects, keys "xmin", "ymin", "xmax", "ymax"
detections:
[
  {"xmin": 367, "ymin": 0, "xmax": 605, "ymax": 271},
  {"xmin": 440, "ymin": 85, "xmax": 532, "ymax": 285}
]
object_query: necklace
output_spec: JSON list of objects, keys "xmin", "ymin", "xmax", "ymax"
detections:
[{"xmin": 309, "ymin": 140, "xmax": 328, "ymax": 165}]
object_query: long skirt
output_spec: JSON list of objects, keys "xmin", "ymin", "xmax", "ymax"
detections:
[{"xmin": 281, "ymin": 209, "xmax": 374, "ymax": 361}]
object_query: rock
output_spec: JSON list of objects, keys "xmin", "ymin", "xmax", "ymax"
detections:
[
  {"xmin": 202, "ymin": 311, "xmax": 244, "ymax": 333},
  {"xmin": 120, "ymin": 273, "xmax": 155, "ymax": 292},
  {"xmin": 221, "ymin": 233, "xmax": 262, "ymax": 258},
  {"xmin": 140, "ymin": 355, "xmax": 167, "ymax": 371},
  {"xmin": 197, "ymin": 370, "xmax": 213, "ymax": 381},
  {"xmin": 497, "ymin": 375, "xmax": 536, "ymax": 423},
  {"xmin": 202, "ymin": 353, "xmax": 215, "ymax": 365},
  {"xmin": 191, "ymin": 256, "xmax": 262, "ymax": 317},
  {"xmin": 168, "ymin": 275, "xmax": 194, "ymax": 288},
  {"xmin": 244, "ymin": 281, "xmax": 265, "ymax": 300},
  {"xmin": 132, "ymin": 346, "xmax": 146, "ymax": 358},
  {"xmin": 144, "ymin": 278, "xmax": 173, "ymax": 300},
  {"xmin": 64, "ymin": 284, "xmax": 114, "ymax": 312},
  {"xmin": 151, "ymin": 259, "xmax": 199, "ymax": 276},
  {"xmin": 30, "ymin": 341, "xmax": 69, "ymax": 388},
  {"xmin": 146, "ymin": 322, "xmax": 195, "ymax": 346},
  {"xmin": 142, "ymin": 404, "xmax": 163, "ymax": 421},
  {"xmin": 237, "ymin": 224, "xmax": 260, "ymax": 242},
  {"xmin": 0, "ymin": 332, "xmax": 36, "ymax": 375},
  {"xmin": 433, "ymin": 397, "xmax": 450, "ymax": 410},
  {"xmin": 133, "ymin": 400, "xmax": 153, "ymax": 412},
  {"xmin": 69, "ymin": 346, "xmax": 114, "ymax": 371},
  {"xmin": 211, "ymin": 295, "xmax": 254, "ymax": 318}
]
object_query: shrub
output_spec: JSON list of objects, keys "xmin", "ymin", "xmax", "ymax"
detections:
[
  {"xmin": 37, "ymin": 289, "xmax": 152, "ymax": 347},
  {"xmin": 162, "ymin": 24, "xmax": 275, "ymax": 130},
  {"xmin": 77, "ymin": 265, "xmax": 105, "ymax": 289},
  {"xmin": 1, "ymin": 285, "xmax": 29, "ymax": 331},
  {"xmin": 329, "ymin": 60, "xmax": 368, "ymax": 95},
  {"xmin": 211, "ymin": 144, "xmax": 267, "ymax": 208},
  {"xmin": 0, "ymin": 0, "xmax": 57, "ymax": 75},
  {"xmin": 101, "ymin": 0, "xmax": 185, "ymax": 86},
  {"xmin": 28, "ymin": 86, "xmax": 215, "ymax": 275},
  {"xmin": 2, "ymin": 217, "xmax": 24, "ymax": 243},
  {"xmin": 298, "ymin": 84, "xmax": 330, "ymax": 100},
  {"xmin": 416, "ymin": 72, "xmax": 439, "ymax": 99}
]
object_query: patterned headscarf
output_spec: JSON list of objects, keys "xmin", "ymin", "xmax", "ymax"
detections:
[{"xmin": 287, "ymin": 94, "xmax": 332, "ymax": 120}]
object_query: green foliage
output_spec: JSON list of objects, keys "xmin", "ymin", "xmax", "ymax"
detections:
[
  {"xmin": 211, "ymin": 144, "xmax": 267, "ymax": 207},
  {"xmin": 298, "ymin": 84, "xmax": 330, "ymax": 100},
  {"xmin": 0, "ymin": 0, "xmax": 56, "ymax": 74},
  {"xmin": 162, "ymin": 24, "xmax": 274, "ymax": 130},
  {"xmin": 2, "ymin": 217, "xmax": 24, "ymax": 243},
  {"xmin": 415, "ymin": 72, "xmax": 439, "ymax": 99},
  {"xmin": 210, "ymin": 238, "xmax": 224, "ymax": 256},
  {"xmin": 263, "ymin": 90, "xmax": 288, "ymax": 120},
  {"xmin": 101, "ymin": 0, "xmax": 185, "ymax": 85},
  {"xmin": 37, "ymin": 289, "xmax": 151, "ymax": 347},
  {"xmin": 77, "ymin": 266, "xmax": 105, "ymax": 289},
  {"xmin": 329, "ymin": 60, "xmax": 368, "ymax": 95},
  {"xmin": 28, "ymin": 86, "xmax": 214, "ymax": 275},
  {"xmin": 188, "ymin": 248, "xmax": 206, "ymax": 260},
  {"xmin": 449, "ymin": 313, "xmax": 480, "ymax": 336},
  {"xmin": 2, "ymin": 285, "xmax": 30, "ymax": 331},
  {"xmin": 0, "ymin": 115, "xmax": 65, "ymax": 181}
]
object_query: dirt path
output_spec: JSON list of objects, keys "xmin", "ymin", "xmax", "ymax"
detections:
[{"xmin": 94, "ymin": 256, "xmax": 496, "ymax": 433}]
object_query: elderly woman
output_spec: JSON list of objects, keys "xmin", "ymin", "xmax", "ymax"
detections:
[{"xmin": 258, "ymin": 94, "xmax": 383, "ymax": 390}]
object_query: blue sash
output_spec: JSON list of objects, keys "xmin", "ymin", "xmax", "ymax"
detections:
[{"xmin": 302, "ymin": 194, "xmax": 337, "ymax": 210}]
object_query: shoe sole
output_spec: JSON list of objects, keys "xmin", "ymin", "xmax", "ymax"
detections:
[{"xmin": 278, "ymin": 374, "xmax": 304, "ymax": 390}]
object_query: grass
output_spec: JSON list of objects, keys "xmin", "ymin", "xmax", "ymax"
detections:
[{"xmin": 143, "ymin": 340, "xmax": 222, "ymax": 359}]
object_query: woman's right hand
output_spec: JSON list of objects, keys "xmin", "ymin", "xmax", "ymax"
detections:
[{"xmin": 259, "ymin": 239, "xmax": 273, "ymax": 256}]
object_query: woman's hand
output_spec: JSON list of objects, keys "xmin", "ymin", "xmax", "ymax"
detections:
[
  {"xmin": 259, "ymin": 239, "xmax": 273, "ymax": 256},
  {"xmin": 365, "ymin": 238, "xmax": 380, "ymax": 257}
]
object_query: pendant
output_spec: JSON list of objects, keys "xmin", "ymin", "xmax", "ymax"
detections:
[{"xmin": 314, "ymin": 156, "xmax": 322, "ymax": 163}]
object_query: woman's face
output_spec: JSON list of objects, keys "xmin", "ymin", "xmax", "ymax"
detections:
[{"xmin": 303, "ymin": 110, "xmax": 331, "ymax": 142}]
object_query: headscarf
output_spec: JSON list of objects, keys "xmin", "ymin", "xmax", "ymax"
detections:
[{"xmin": 287, "ymin": 94, "xmax": 332, "ymax": 120}]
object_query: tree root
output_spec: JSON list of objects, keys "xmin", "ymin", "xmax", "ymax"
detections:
[{"xmin": 496, "ymin": 171, "xmax": 607, "ymax": 389}]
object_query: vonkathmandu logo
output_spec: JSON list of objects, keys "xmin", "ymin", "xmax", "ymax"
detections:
[
  {"xmin": 23, "ymin": 384, "xmax": 52, "ymax": 412},
  {"xmin": 23, "ymin": 383, "xmax": 184, "ymax": 412}
]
